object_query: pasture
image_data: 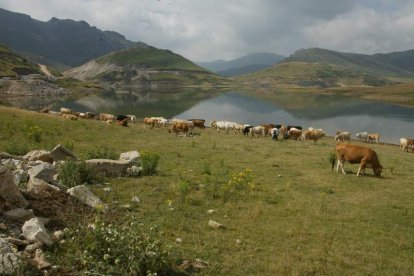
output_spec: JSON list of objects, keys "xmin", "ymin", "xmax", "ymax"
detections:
[{"xmin": 0, "ymin": 106, "xmax": 413, "ymax": 275}]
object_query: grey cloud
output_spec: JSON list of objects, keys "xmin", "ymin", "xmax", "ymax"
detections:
[{"xmin": 0, "ymin": 0, "xmax": 412, "ymax": 61}]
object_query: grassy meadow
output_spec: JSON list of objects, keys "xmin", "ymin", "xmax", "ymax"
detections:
[{"xmin": 1, "ymin": 106, "xmax": 413, "ymax": 275}]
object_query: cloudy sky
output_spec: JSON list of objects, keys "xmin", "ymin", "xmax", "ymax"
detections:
[{"xmin": 1, "ymin": 0, "xmax": 414, "ymax": 61}]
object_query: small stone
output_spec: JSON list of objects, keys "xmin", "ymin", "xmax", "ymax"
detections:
[
  {"xmin": 207, "ymin": 209, "xmax": 215, "ymax": 214},
  {"xmin": 120, "ymin": 204, "xmax": 132, "ymax": 210},
  {"xmin": 278, "ymin": 174, "xmax": 282, "ymax": 177},
  {"xmin": 131, "ymin": 196, "xmax": 140, "ymax": 203},
  {"xmin": 25, "ymin": 242, "xmax": 42, "ymax": 254},
  {"xmin": 67, "ymin": 185, "xmax": 104, "ymax": 209},
  {"xmin": 33, "ymin": 248, "xmax": 52, "ymax": 270},
  {"xmin": 51, "ymin": 230, "xmax": 64, "ymax": 242},
  {"xmin": 0, "ymin": 223, "xmax": 7, "ymax": 230},
  {"xmin": 208, "ymin": 220, "xmax": 225, "ymax": 229},
  {"xmin": 119, "ymin": 150, "xmax": 140, "ymax": 163},
  {"xmin": 22, "ymin": 218, "xmax": 54, "ymax": 246},
  {"xmin": 6, "ymin": 237, "xmax": 29, "ymax": 246},
  {"xmin": 103, "ymin": 187, "xmax": 112, "ymax": 193},
  {"xmin": 49, "ymin": 144, "xmax": 77, "ymax": 162},
  {"xmin": 176, "ymin": 238, "xmax": 182, "ymax": 243},
  {"xmin": 236, "ymin": 239, "xmax": 241, "ymax": 244}
]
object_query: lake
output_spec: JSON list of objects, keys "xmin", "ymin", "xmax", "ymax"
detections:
[{"xmin": 17, "ymin": 88, "xmax": 414, "ymax": 144}]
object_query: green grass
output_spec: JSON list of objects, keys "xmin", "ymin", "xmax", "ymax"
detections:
[
  {"xmin": 0, "ymin": 45, "xmax": 43, "ymax": 77},
  {"xmin": 0, "ymin": 106, "xmax": 413, "ymax": 275}
]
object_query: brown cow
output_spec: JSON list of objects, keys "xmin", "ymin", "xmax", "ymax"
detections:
[
  {"xmin": 302, "ymin": 130, "xmax": 325, "ymax": 143},
  {"xmin": 188, "ymin": 119, "xmax": 206, "ymax": 130},
  {"xmin": 332, "ymin": 144, "xmax": 382, "ymax": 177},
  {"xmin": 368, "ymin": 133, "xmax": 380, "ymax": 144},
  {"xmin": 287, "ymin": 128, "xmax": 302, "ymax": 140}
]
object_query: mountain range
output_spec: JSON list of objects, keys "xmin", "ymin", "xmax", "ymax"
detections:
[
  {"xmin": 196, "ymin": 52, "xmax": 285, "ymax": 76},
  {"xmin": 0, "ymin": 8, "xmax": 139, "ymax": 69}
]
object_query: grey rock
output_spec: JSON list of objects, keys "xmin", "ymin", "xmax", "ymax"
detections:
[
  {"xmin": 50, "ymin": 230, "xmax": 64, "ymax": 242},
  {"xmin": 12, "ymin": 169, "xmax": 29, "ymax": 186},
  {"xmin": 33, "ymin": 249, "xmax": 52, "ymax": 270},
  {"xmin": 22, "ymin": 218, "xmax": 53, "ymax": 246},
  {"xmin": 119, "ymin": 150, "xmax": 141, "ymax": 163},
  {"xmin": 23, "ymin": 150, "xmax": 53, "ymax": 163},
  {"xmin": 208, "ymin": 220, "xmax": 225, "ymax": 229},
  {"xmin": 131, "ymin": 196, "xmax": 140, "ymax": 203},
  {"xmin": 49, "ymin": 144, "xmax": 77, "ymax": 161},
  {"xmin": 3, "ymin": 208, "xmax": 34, "ymax": 223},
  {"xmin": 0, "ymin": 238, "xmax": 19, "ymax": 274},
  {"xmin": 0, "ymin": 166, "xmax": 28, "ymax": 213},
  {"xmin": 86, "ymin": 159, "xmax": 132, "ymax": 177},
  {"xmin": 0, "ymin": 223, "xmax": 7, "ymax": 230},
  {"xmin": 5, "ymin": 237, "xmax": 29, "ymax": 247},
  {"xmin": 27, "ymin": 178, "xmax": 60, "ymax": 194},
  {"xmin": 67, "ymin": 185, "xmax": 104, "ymax": 209},
  {"xmin": 25, "ymin": 242, "xmax": 42, "ymax": 254},
  {"xmin": 28, "ymin": 162, "xmax": 56, "ymax": 183}
]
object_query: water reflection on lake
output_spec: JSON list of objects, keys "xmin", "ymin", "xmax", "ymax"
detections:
[
  {"xmin": 53, "ymin": 88, "xmax": 414, "ymax": 144},
  {"xmin": 175, "ymin": 92, "xmax": 414, "ymax": 144}
]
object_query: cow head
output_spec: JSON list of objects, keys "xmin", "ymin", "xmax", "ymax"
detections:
[{"xmin": 373, "ymin": 165, "xmax": 383, "ymax": 177}]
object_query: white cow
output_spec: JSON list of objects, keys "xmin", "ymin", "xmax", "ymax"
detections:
[
  {"xmin": 250, "ymin": 126, "xmax": 265, "ymax": 138},
  {"xmin": 356, "ymin": 132, "xmax": 369, "ymax": 143},
  {"xmin": 335, "ymin": 132, "xmax": 351, "ymax": 143}
]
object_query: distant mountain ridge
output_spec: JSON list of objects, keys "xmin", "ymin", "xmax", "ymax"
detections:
[
  {"xmin": 0, "ymin": 8, "xmax": 140, "ymax": 68},
  {"xmin": 196, "ymin": 52, "xmax": 285, "ymax": 76},
  {"xmin": 285, "ymin": 48, "xmax": 414, "ymax": 77}
]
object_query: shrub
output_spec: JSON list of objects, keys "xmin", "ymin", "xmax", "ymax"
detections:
[
  {"xmin": 58, "ymin": 160, "xmax": 98, "ymax": 188},
  {"xmin": 84, "ymin": 145, "xmax": 117, "ymax": 160},
  {"xmin": 74, "ymin": 216, "xmax": 172, "ymax": 275},
  {"xmin": 4, "ymin": 142, "xmax": 31, "ymax": 156},
  {"xmin": 141, "ymin": 151, "xmax": 160, "ymax": 176},
  {"xmin": 26, "ymin": 125, "xmax": 43, "ymax": 143}
]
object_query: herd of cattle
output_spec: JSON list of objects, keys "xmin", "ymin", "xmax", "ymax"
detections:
[{"xmin": 41, "ymin": 108, "xmax": 413, "ymax": 177}]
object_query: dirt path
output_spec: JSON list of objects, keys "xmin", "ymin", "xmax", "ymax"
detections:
[{"xmin": 39, "ymin": 64, "xmax": 52, "ymax": 77}]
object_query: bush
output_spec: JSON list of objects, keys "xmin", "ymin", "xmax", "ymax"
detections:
[
  {"xmin": 141, "ymin": 151, "xmax": 160, "ymax": 176},
  {"xmin": 58, "ymin": 160, "xmax": 98, "ymax": 188},
  {"xmin": 74, "ymin": 216, "xmax": 172, "ymax": 275},
  {"xmin": 4, "ymin": 142, "xmax": 31, "ymax": 156},
  {"xmin": 84, "ymin": 145, "xmax": 117, "ymax": 160}
]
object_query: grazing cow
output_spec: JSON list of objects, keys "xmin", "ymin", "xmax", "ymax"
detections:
[
  {"xmin": 332, "ymin": 144, "xmax": 383, "ymax": 177},
  {"xmin": 287, "ymin": 128, "xmax": 302, "ymax": 140},
  {"xmin": 62, "ymin": 113, "xmax": 77, "ymax": 120},
  {"xmin": 368, "ymin": 133, "xmax": 380, "ymax": 144},
  {"xmin": 100, "ymin": 113, "xmax": 116, "ymax": 122},
  {"xmin": 60, "ymin": 107, "xmax": 72, "ymax": 115},
  {"xmin": 243, "ymin": 125, "xmax": 253, "ymax": 136},
  {"xmin": 250, "ymin": 126, "xmax": 265, "ymax": 138},
  {"xmin": 170, "ymin": 121, "xmax": 192, "ymax": 135},
  {"xmin": 126, "ymin": 115, "xmax": 136, "ymax": 124},
  {"xmin": 302, "ymin": 129, "xmax": 325, "ymax": 143},
  {"xmin": 117, "ymin": 118, "xmax": 128, "ymax": 127},
  {"xmin": 400, "ymin": 138, "xmax": 414, "ymax": 152},
  {"xmin": 270, "ymin": 128, "xmax": 279, "ymax": 140},
  {"xmin": 279, "ymin": 125, "xmax": 288, "ymax": 139},
  {"xmin": 188, "ymin": 119, "xmax": 206, "ymax": 130},
  {"xmin": 231, "ymin": 122, "xmax": 244, "ymax": 133},
  {"xmin": 261, "ymin": 124, "xmax": 278, "ymax": 136},
  {"xmin": 287, "ymin": 125, "xmax": 302, "ymax": 131},
  {"xmin": 212, "ymin": 121, "xmax": 233, "ymax": 133},
  {"xmin": 335, "ymin": 132, "xmax": 351, "ymax": 143},
  {"xmin": 356, "ymin": 132, "xmax": 369, "ymax": 143}
]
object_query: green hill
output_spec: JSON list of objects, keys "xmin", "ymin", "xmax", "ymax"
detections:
[
  {"xmin": 65, "ymin": 46, "xmax": 231, "ymax": 87},
  {"xmin": 238, "ymin": 61, "xmax": 393, "ymax": 88},
  {"xmin": 284, "ymin": 48, "xmax": 414, "ymax": 77},
  {"xmin": 0, "ymin": 44, "xmax": 43, "ymax": 77},
  {"xmin": 96, "ymin": 46, "xmax": 204, "ymax": 71}
]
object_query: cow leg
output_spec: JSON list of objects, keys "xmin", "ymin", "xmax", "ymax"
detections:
[
  {"xmin": 357, "ymin": 161, "xmax": 366, "ymax": 176},
  {"xmin": 337, "ymin": 160, "xmax": 346, "ymax": 174}
]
